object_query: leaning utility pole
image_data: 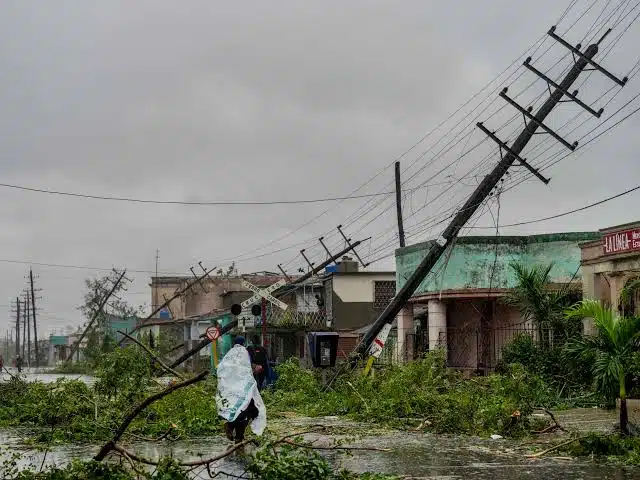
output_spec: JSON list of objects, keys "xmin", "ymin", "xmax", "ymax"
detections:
[
  {"xmin": 66, "ymin": 269, "xmax": 128, "ymax": 363},
  {"xmin": 356, "ymin": 27, "xmax": 628, "ymax": 358},
  {"xmin": 30, "ymin": 268, "xmax": 39, "ymax": 368},
  {"xmin": 395, "ymin": 161, "xmax": 406, "ymax": 248}
]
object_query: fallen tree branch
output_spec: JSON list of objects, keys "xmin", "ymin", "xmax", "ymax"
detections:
[
  {"xmin": 118, "ymin": 330, "xmax": 183, "ymax": 379},
  {"xmin": 526, "ymin": 436, "xmax": 583, "ymax": 458},
  {"xmin": 532, "ymin": 408, "xmax": 567, "ymax": 434},
  {"xmin": 94, "ymin": 370, "xmax": 208, "ymax": 461},
  {"xmin": 112, "ymin": 440, "xmax": 254, "ymax": 466},
  {"xmin": 281, "ymin": 439, "xmax": 391, "ymax": 452}
]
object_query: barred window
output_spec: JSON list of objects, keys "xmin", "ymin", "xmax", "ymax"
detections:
[{"xmin": 373, "ymin": 280, "xmax": 396, "ymax": 309}]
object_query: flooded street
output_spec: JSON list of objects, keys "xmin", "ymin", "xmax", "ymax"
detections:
[
  {"xmin": 2, "ymin": 415, "xmax": 638, "ymax": 479},
  {"xmin": 0, "ymin": 369, "xmax": 96, "ymax": 386}
]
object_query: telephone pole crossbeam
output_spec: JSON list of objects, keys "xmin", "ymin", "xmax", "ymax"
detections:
[
  {"xmin": 523, "ymin": 57, "xmax": 604, "ymax": 117},
  {"xmin": 499, "ymin": 88, "xmax": 577, "ymax": 150},
  {"xmin": 476, "ymin": 122, "xmax": 550, "ymax": 184},
  {"xmin": 547, "ymin": 26, "xmax": 628, "ymax": 86},
  {"xmin": 299, "ymin": 249, "xmax": 315, "ymax": 270},
  {"xmin": 337, "ymin": 225, "xmax": 369, "ymax": 267}
]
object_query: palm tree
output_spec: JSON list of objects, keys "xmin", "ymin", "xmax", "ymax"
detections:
[
  {"xmin": 503, "ymin": 262, "xmax": 578, "ymax": 347},
  {"xmin": 619, "ymin": 277, "xmax": 640, "ymax": 317},
  {"xmin": 565, "ymin": 300, "xmax": 640, "ymax": 435}
]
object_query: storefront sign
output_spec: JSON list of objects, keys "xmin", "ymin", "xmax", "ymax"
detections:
[{"xmin": 602, "ymin": 228, "xmax": 640, "ymax": 255}]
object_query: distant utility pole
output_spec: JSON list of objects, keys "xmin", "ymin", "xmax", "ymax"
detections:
[
  {"xmin": 30, "ymin": 268, "xmax": 39, "ymax": 368},
  {"xmin": 356, "ymin": 27, "xmax": 628, "ymax": 358},
  {"xmin": 25, "ymin": 292, "xmax": 31, "ymax": 368},
  {"xmin": 15, "ymin": 297, "xmax": 20, "ymax": 358},
  {"xmin": 395, "ymin": 161, "xmax": 406, "ymax": 248},
  {"xmin": 21, "ymin": 297, "xmax": 27, "ymax": 358}
]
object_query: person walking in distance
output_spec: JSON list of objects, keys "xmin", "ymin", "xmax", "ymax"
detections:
[
  {"xmin": 15, "ymin": 354, "xmax": 22, "ymax": 373},
  {"xmin": 216, "ymin": 336, "xmax": 266, "ymax": 449},
  {"xmin": 247, "ymin": 335, "xmax": 269, "ymax": 390}
]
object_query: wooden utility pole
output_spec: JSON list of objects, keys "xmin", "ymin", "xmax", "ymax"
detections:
[
  {"xmin": 30, "ymin": 268, "xmax": 39, "ymax": 368},
  {"xmin": 395, "ymin": 161, "xmax": 406, "ymax": 248},
  {"xmin": 355, "ymin": 28, "xmax": 627, "ymax": 358},
  {"xmin": 25, "ymin": 293, "xmax": 31, "ymax": 368},
  {"xmin": 15, "ymin": 297, "xmax": 20, "ymax": 359},
  {"xmin": 21, "ymin": 297, "xmax": 27, "ymax": 358}
]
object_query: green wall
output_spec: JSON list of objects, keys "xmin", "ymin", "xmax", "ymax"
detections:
[{"xmin": 396, "ymin": 233, "xmax": 600, "ymax": 295}]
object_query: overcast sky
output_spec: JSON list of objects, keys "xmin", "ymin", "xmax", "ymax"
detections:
[{"xmin": 1, "ymin": 0, "xmax": 639, "ymax": 338}]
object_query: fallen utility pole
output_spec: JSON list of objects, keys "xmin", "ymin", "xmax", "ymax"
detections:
[
  {"xmin": 355, "ymin": 27, "xmax": 627, "ymax": 358},
  {"xmin": 169, "ymin": 238, "xmax": 371, "ymax": 370},
  {"xmin": 66, "ymin": 269, "xmax": 127, "ymax": 363},
  {"xmin": 120, "ymin": 265, "xmax": 217, "ymax": 343},
  {"xmin": 395, "ymin": 161, "xmax": 406, "ymax": 248}
]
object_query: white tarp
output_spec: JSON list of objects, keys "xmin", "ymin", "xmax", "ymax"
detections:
[{"xmin": 215, "ymin": 345, "xmax": 267, "ymax": 435}]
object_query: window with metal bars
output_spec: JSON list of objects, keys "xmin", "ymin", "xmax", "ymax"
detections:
[{"xmin": 373, "ymin": 280, "xmax": 396, "ymax": 309}]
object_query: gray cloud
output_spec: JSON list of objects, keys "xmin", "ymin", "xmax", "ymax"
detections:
[{"xmin": 0, "ymin": 1, "xmax": 638, "ymax": 335}]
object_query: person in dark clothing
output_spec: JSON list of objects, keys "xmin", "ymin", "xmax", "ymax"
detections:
[
  {"xmin": 224, "ymin": 398, "xmax": 260, "ymax": 442},
  {"xmin": 15, "ymin": 355, "xmax": 22, "ymax": 373},
  {"xmin": 247, "ymin": 336, "xmax": 268, "ymax": 390}
]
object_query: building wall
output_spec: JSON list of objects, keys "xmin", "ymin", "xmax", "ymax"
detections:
[
  {"xmin": 150, "ymin": 274, "xmax": 290, "ymax": 319},
  {"xmin": 396, "ymin": 233, "xmax": 599, "ymax": 296},
  {"xmin": 328, "ymin": 273, "xmax": 395, "ymax": 330},
  {"xmin": 332, "ymin": 274, "xmax": 395, "ymax": 303},
  {"xmin": 580, "ymin": 223, "xmax": 640, "ymax": 315}
]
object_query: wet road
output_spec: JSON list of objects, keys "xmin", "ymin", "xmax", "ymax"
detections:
[{"xmin": 2, "ymin": 424, "xmax": 638, "ymax": 479}]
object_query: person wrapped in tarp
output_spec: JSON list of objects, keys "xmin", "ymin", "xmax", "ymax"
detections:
[{"xmin": 216, "ymin": 336, "xmax": 267, "ymax": 445}]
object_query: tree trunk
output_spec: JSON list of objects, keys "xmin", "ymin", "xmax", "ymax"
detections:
[{"xmin": 620, "ymin": 373, "xmax": 629, "ymax": 435}]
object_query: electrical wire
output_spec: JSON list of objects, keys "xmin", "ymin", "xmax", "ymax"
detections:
[{"xmin": 470, "ymin": 184, "xmax": 640, "ymax": 229}]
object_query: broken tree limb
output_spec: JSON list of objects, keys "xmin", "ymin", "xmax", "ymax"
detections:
[
  {"xmin": 280, "ymin": 439, "xmax": 391, "ymax": 452},
  {"xmin": 532, "ymin": 408, "xmax": 566, "ymax": 434},
  {"xmin": 526, "ymin": 436, "xmax": 584, "ymax": 458},
  {"xmin": 117, "ymin": 330, "xmax": 183, "ymax": 379},
  {"xmin": 66, "ymin": 269, "xmax": 127, "ymax": 362},
  {"xmin": 112, "ymin": 440, "xmax": 254, "ymax": 466},
  {"xmin": 94, "ymin": 370, "xmax": 208, "ymax": 461}
]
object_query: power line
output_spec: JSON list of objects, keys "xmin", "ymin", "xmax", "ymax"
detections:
[
  {"xmin": 469, "ymin": 184, "xmax": 640, "ymax": 228},
  {"xmin": 0, "ymin": 182, "xmax": 424, "ymax": 206}
]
